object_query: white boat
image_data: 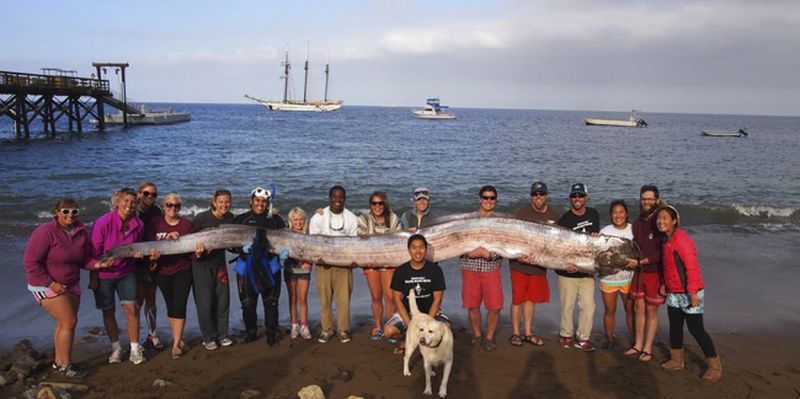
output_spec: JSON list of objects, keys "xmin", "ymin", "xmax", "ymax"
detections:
[
  {"xmin": 94, "ymin": 105, "xmax": 191, "ymax": 125},
  {"xmin": 413, "ymin": 98, "xmax": 456, "ymax": 120},
  {"xmin": 583, "ymin": 110, "xmax": 647, "ymax": 128},
  {"xmin": 702, "ymin": 128, "xmax": 748, "ymax": 137},
  {"xmin": 246, "ymin": 43, "xmax": 342, "ymax": 112}
]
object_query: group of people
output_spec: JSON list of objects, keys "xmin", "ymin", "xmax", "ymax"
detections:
[{"xmin": 22, "ymin": 181, "xmax": 721, "ymax": 383}]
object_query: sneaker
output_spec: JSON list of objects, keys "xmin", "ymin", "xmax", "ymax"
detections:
[
  {"xmin": 318, "ymin": 331, "xmax": 334, "ymax": 344},
  {"xmin": 299, "ymin": 325, "xmax": 312, "ymax": 340},
  {"xmin": 338, "ymin": 331, "xmax": 352, "ymax": 344},
  {"xmin": 574, "ymin": 340, "xmax": 596, "ymax": 352},
  {"xmin": 559, "ymin": 336, "xmax": 573, "ymax": 349},
  {"xmin": 54, "ymin": 363, "xmax": 88, "ymax": 379},
  {"xmin": 129, "ymin": 347, "xmax": 146, "ymax": 365},
  {"xmin": 219, "ymin": 337, "xmax": 234, "ymax": 347},
  {"xmin": 108, "ymin": 347, "xmax": 123, "ymax": 364},
  {"xmin": 290, "ymin": 323, "xmax": 300, "ymax": 339},
  {"xmin": 147, "ymin": 334, "xmax": 165, "ymax": 350},
  {"xmin": 202, "ymin": 341, "xmax": 219, "ymax": 351},
  {"xmin": 370, "ymin": 328, "xmax": 384, "ymax": 341},
  {"xmin": 601, "ymin": 339, "xmax": 615, "ymax": 350}
]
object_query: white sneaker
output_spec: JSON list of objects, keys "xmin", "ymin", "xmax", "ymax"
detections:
[
  {"xmin": 202, "ymin": 341, "xmax": 219, "ymax": 351},
  {"xmin": 219, "ymin": 337, "xmax": 234, "ymax": 347},
  {"xmin": 299, "ymin": 325, "xmax": 312, "ymax": 340},
  {"xmin": 290, "ymin": 323, "xmax": 300, "ymax": 339},
  {"xmin": 108, "ymin": 347, "xmax": 122, "ymax": 364},
  {"xmin": 129, "ymin": 347, "xmax": 146, "ymax": 365}
]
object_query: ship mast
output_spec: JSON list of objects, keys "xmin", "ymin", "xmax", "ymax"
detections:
[
  {"xmin": 302, "ymin": 41, "xmax": 309, "ymax": 104},
  {"xmin": 281, "ymin": 46, "xmax": 290, "ymax": 104},
  {"xmin": 324, "ymin": 53, "xmax": 330, "ymax": 103}
]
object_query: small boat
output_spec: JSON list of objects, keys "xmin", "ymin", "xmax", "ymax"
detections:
[
  {"xmin": 94, "ymin": 105, "xmax": 191, "ymax": 125},
  {"xmin": 702, "ymin": 128, "xmax": 748, "ymax": 138},
  {"xmin": 413, "ymin": 98, "xmax": 456, "ymax": 120},
  {"xmin": 246, "ymin": 42, "xmax": 342, "ymax": 112},
  {"xmin": 583, "ymin": 110, "xmax": 647, "ymax": 128}
]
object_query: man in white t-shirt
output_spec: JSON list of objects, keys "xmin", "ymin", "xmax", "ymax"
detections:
[{"xmin": 308, "ymin": 185, "xmax": 358, "ymax": 343}]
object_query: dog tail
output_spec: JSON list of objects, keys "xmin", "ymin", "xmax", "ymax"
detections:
[{"xmin": 408, "ymin": 288, "xmax": 421, "ymax": 317}]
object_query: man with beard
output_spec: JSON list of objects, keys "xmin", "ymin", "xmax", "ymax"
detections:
[
  {"xmin": 234, "ymin": 187, "xmax": 286, "ymax": 345},
  {"xmin": 309, "ymin": 185, "xmax": 359, "ymax": 344},
  {"xmin": 623, "ymin": 185, "xmax": 666, "ymax": 362},
  {"xmin": 556, "ymin": 183, "xmax": 600, "ymax": 352}
]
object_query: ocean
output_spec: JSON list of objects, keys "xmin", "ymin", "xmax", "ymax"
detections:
[{"xmin": 1, "ymin": 104, "xmax": 799, "ymax": 346}]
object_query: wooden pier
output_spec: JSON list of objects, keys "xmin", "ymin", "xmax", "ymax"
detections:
[{"xmin": 0, "ymin": 64, "xmax": 138, "ymax": 138}]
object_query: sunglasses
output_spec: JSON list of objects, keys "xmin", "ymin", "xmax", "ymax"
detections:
[
  {"xmin": 60, "ymin": 208, "xmax": 79, "ymax": 216},
  {"xmin": 141, "ymin": 190, "xmax": 158, "ymax": 198},
  {"xmin": 480, "ymin": 196, "xmax": 497, "ymax": 201},
  {"xmin": 570, "ymin": 193, "xmax": 587, "ymax": 198},
  {"xmin": 531, "ymin": 192, "xmax": 547, "ymax": 197},
  {"xmin": 165, "ymin": 202, "xmax": 182, "ymax": 209},
  {"xmin": 370, "ymin": 201, "xmax": 385, "ymax": 206}
]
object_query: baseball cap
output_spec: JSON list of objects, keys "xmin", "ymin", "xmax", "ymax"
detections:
[
  {"xmin": 413, "ymin": 187, "xmax": 430, "ymax": 201},
  {"xmin": 251, "ymin": 186, "xmax": 271, "ymax": 200},
  {"xmin": 530, "ymin": 181, "xmax": 548, "ymax": 195},
  {"xmin": 569, "ymin": 183, "xmax": 588, "ymax": 196}
]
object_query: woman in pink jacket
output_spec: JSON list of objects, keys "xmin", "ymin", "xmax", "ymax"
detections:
[
  {"xmin": 657, "ymin": 205, "xmax": 721, "ymax": 383},
  {"xmin": 23, "ymin": 198, "xmax": 95, "ymax": 378}
]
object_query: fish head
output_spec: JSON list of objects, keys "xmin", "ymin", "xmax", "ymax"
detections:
[{"xmin": 594, "ymin": 236, "xmax": 641, "ymax": 275}]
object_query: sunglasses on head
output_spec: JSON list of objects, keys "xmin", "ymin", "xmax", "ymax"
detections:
[
  {"xmin": 480, "ymin": 195, "xmax": 497, "ymax": 201},
  {"xmin": 141, "ymin": 190, "xmax": 157, "ymax": 198},
  {"xmin": 60, "ymin": 208, "xmax": 79, "ymax": 216},
  {"xmin": 370, "ymin": 201, "xmax": 385, "ymax": 206},
  {"xmin": 165, "ymin": 202, "xmax": 182, "ymax": 209},
  {"xmin": 570, "ymin": 193, "xmax": 586, "ymax": 198}
]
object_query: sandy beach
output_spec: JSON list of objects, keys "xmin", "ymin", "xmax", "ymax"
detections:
[{"xmin": 2, "ymin": 229, "xmax": 800, "ymax": 398}]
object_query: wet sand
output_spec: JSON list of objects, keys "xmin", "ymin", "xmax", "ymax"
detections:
[{"xmin": 2, "ymin": 228, "xmax": 799, "ymax": 397}]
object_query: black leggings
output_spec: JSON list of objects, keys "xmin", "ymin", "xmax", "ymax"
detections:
[
  {"xmin": 668, "ymin": 306, "xmax": 717, "ymax": 357},
  {"xmin": 156, "ymin": 268, "xmax": 193, "ymax": 319}
]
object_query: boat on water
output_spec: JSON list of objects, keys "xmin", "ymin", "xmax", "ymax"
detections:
[
  {"xmin": 94, "ymin": 104, "xmax": 191, "ymax": 125},
  {"xmin": 413, "ymin": 98, "xmax": 456, "ymax": 120},
  {"xmin": 702, "ymin": 128, "xmax": 749, "ymax": 138},
  {"xmin": 583, "ymin": 110, "xmax": 647, "ymax": 128},
  {"xmin": 246, "ymin": 43, "xmax": 342, "ymax": 112}
]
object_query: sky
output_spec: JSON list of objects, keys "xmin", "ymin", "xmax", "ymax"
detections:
[{"xmin": 2, "ymin": 0, "xmax": 799, "ymax": 116}]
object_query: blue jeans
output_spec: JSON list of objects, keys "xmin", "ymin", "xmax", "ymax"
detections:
[{"xmin": 93, "ymin": 273, "xmax": 137, "ymax": 310}]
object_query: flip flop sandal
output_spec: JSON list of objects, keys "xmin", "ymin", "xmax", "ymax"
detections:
[
  {"xmin": 484, "ymin": 339, "xmax": 497, "ymax": 352},
  {"xmin": 524, "ymin": 335, "xmax": 545, "ymax": 346},
  {"xmin": 624, "ymin": 346, "xmax": 642, "ymax": 356},
  {"xmin": 509, "ymin": 335, "xmax": 523, "ymax": 346},
  {"xmin": 638, "ymin": 351, "xmax": 653, "ymax": 362},
  {"xmin": 392, "ymin": 347, "xmax": 405, "ymax": 356},
  {"xmin": 469, "ymin": 336, "xmax": 484, "ymax": 346}
]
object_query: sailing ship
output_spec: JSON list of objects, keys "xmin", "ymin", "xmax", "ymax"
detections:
[
  {"xmin": 245, "ymin": 44, "xmax": 342, "ymax": 112},
  {"xmin": 583, "ymin": 110, "xmax": 648, "ymax": 128},
  {"xmin": 413, "ymin": 98, "xmax": 456, "ymax": 120}
]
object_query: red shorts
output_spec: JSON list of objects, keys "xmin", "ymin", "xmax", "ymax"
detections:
[
  {"xmin": 628, "ymin": 271, "xmax": 665, "ymax": 306},
  {"xmin": 510, "ymin": 270, "xmax": 550, "ymax": 305},
  {"xmin": 461, "ymin": 269, "xmax": 503, "ymax": 310}
]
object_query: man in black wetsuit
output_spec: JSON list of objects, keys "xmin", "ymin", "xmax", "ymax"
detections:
[{"xmin": 234, "ymin": 186, "xmax": 286, "ymax": 345}]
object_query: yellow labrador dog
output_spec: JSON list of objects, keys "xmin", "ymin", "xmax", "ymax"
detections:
[{"xmin": 403, "ymin": 288, "xmax": 454, "ymax": 398}]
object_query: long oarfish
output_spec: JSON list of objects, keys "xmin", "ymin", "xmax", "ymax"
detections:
[{"xmin": 103, "ymin": 215, "xmax": 639, "ymax": 274}]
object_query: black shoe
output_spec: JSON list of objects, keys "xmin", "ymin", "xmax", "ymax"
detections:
[
  {"xmin": 53, "ymin": 363, "xmax": 88, "ymax": 379},
  {"xmin": 244, "ymin": 331, "xmax": 258, "ymax": 343},
  {"xmin": 266, "ymin": 334, "xmax": 277, "ymax": 346}
]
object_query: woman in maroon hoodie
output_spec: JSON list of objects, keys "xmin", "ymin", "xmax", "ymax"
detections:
[
  {"xmin": 23, "ymin": 198, "xmax": 98, "ymax": 378},
  {"xmin": 146, "ymin": 193, "xmax": 194, "ymax": 359},
  {"xmin": 657, "ymin": 205, "xmax": 722, "ymax": 383}
]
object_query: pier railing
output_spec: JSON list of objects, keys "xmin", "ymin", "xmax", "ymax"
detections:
[{"xmin": 0, "ymin": 70, "xmax": 109, "ymax": 93}]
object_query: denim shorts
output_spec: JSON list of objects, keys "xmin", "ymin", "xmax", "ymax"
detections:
[{"xmin": 93, "ymin": 273, "xmax": 138, "ymax": 310}]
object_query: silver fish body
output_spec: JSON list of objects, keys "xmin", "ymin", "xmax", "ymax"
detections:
[{"xmin": 104, "ymin": 215, "xmax": 638, "ymax": 274}]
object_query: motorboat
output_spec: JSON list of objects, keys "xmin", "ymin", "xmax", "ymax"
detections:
[
  {"xmin": 583, "ymin": 110, "xmax": 647, "ymax": 128},
  {"xmin": 702, "ymin": 128, "xmax": 748, "ymax": 137},
  {"xmin": 413, "ymin": 98, "xmax": 456, "ymax": 120},
  {"xmin": 95, "ymin": 105, "xmax": 191, "ymax": 125}
]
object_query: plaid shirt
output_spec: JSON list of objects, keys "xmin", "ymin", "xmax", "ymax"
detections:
[{"xmin": 458, "ymin": 253, "xmax": 502, "ymax": 272}]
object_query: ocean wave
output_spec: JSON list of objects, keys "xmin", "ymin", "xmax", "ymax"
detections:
[{"xmin": 732, "ymin": 205, "xmax": 798, "ymax": 218}]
